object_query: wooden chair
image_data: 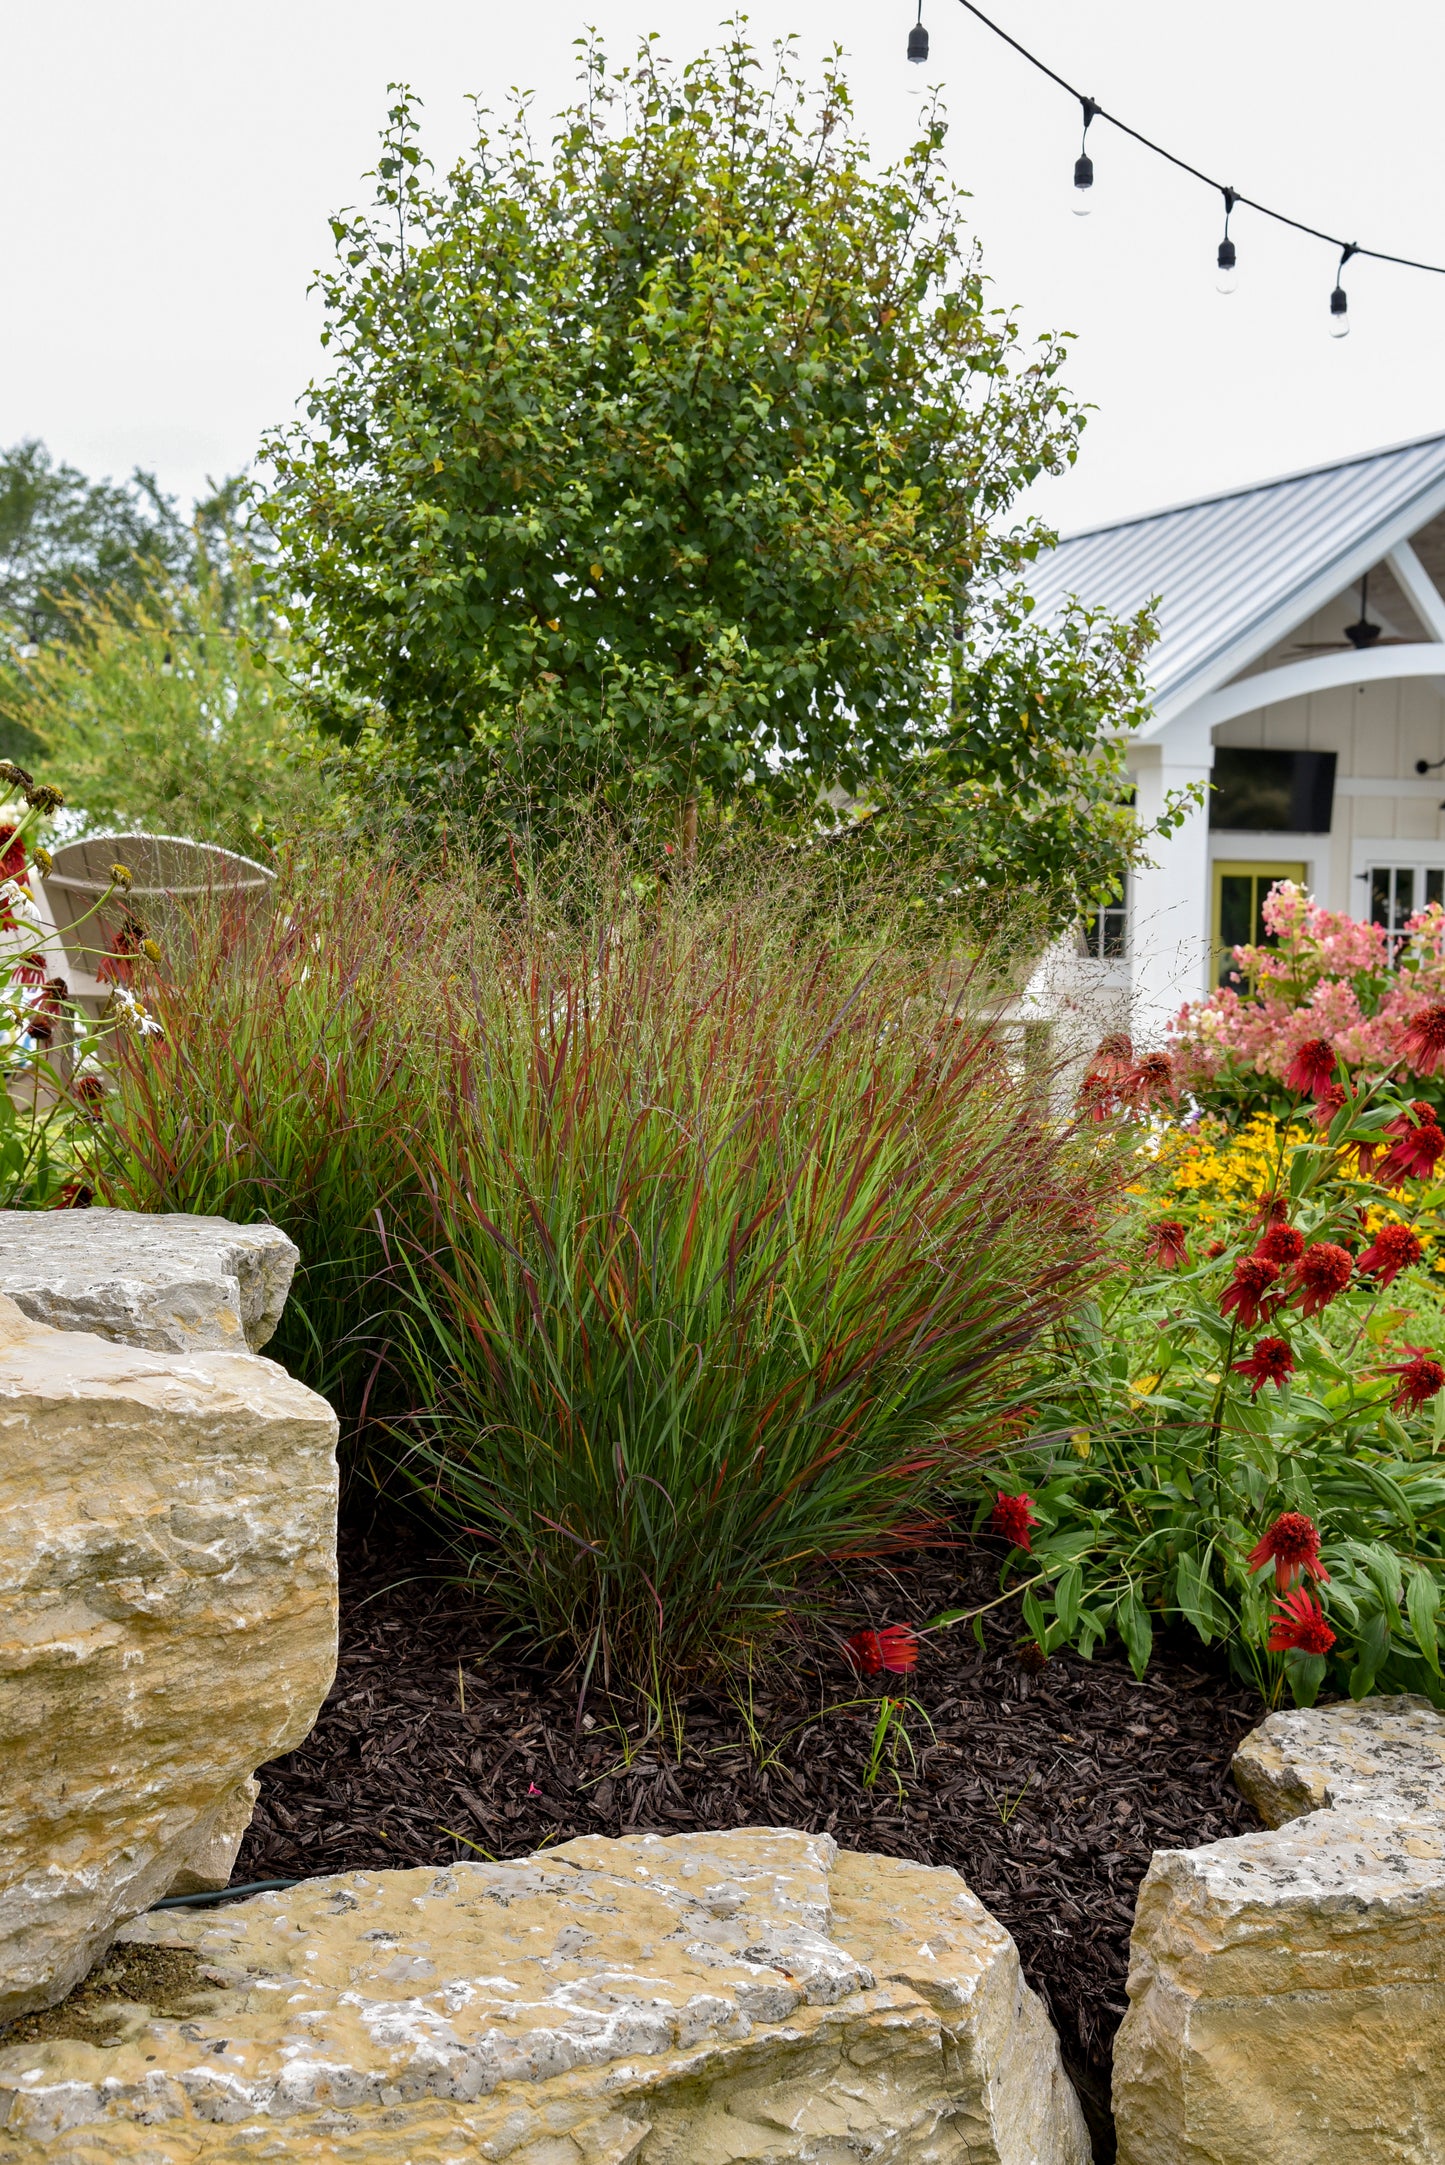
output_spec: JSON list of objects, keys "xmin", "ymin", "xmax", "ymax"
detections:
[{"xmin": 36, "ymin": 833, "xmax": 275, "ymax": 1020}]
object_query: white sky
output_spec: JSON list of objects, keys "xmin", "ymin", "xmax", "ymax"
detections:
[{"xmin": 4, "ymin": 1, "xmax": 1443, "ymax": 538}]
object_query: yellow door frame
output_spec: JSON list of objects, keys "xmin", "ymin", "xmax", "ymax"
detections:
[{"xmin": 1211, "ymin": 860, "xmax": 1306, "ymax": 987}]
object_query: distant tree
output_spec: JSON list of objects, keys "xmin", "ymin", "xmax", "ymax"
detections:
[
  {"xmin": 0, "ymin": 440, "xmax": 190, "ymax": 646},
  {"xmin": 0, "ymin": 558, "xmax": 336, "ymax": 852},
  {"xmin": 265, "ymin": 33, "xmax": 1175, "ymax": 919}
]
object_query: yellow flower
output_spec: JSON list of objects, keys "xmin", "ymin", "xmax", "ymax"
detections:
[
  {"xmin": 1130, "ymin": 1374, "xmax": 1161, "ymax": 1398},
  {"xmin": 1069, "ymin": 1429, "xmax": 1092, "ymax": 1459}
]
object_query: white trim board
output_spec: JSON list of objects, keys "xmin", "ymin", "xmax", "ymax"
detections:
[{"xmin": 1175, "ymin": 644, "xmax": 1445, "ymax": 738}]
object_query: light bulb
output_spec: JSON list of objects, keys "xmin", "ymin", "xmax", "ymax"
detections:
[
  {"xmin": 907, "ymin": 21, "xmax": 928, "ymax": 61},
  {"xmin": 1072, "ymin": 152, "xmax": 1094, "ymax": 216},
  {"xmin": 1329, "ymin": 285, "xmax": 1350, "ymax": 338},
  {"xmin": 1216, "ymin": 237, "xmax": 1237, "ymax": 295}
]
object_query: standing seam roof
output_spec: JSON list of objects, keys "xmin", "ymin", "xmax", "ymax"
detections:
[{"xmin": 1025, "ymin": 430, "xmax": 1445, "ymax": 719}]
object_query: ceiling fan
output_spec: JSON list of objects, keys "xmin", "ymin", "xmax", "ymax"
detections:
[{"xmin": 1290, "ymin": 569, "xmax": 1404, "ymax": 653}]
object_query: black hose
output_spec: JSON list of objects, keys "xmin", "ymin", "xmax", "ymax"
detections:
[{"xmin": 149, "ymin": 1877, "xmax": 302, "ymax": 1911}]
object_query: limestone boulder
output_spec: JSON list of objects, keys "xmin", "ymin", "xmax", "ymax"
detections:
[
  {"xmin": 1114, "ymin": 1695, "xmax": 1445, "ymax": 2163},
  {"xmin": 0, "ymin": 1210, "xmax": 298, "ymax": 1355},
  {"xmin": 0, "ymin": 1297, "xmax": 338, "ymax": 2021},
  {"xmin": 1233, "ymin": 1692, "xmax": 1445, "ymax": 1825},
  {"xmin": 0, "ymin": 1828, "xmax": 1093, "ymax": 2163}
]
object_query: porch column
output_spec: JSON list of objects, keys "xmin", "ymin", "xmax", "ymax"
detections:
[{"xmin": 1128, "ymin": 727, "xmax": 1214, "ymax": 1052}]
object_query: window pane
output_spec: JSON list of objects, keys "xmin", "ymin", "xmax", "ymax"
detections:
[
  {"xmin": 1397, "ymin": 869, "xmax": 1415, "ymax": 922},
  {"xmin": 1218, "ymin": 875, "xmax": 1253, "ymax": 978},
  {"xmin": 1370, "ymin": 867, "xmax": 1392, "ymax": 927},
  {"xmin": 1429, "ymin": 869, "xmax": 1444, "ymax": 909},
  {"xmin": 1102, "ymin": 906, "xmax": 1126, "ymax": 960}
]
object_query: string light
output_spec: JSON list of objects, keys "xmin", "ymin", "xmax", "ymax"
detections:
[
  {"xmin": 1330, "ymin": 245, "xmax": 1357, "ymax": 338},
  {"xmin": 1216, "ymin": 187, "xmax": 1238, "ymax": 295},
  {"xmin": 1073, "ymin": 97, "xmax": 1099, "ymax": 217},
  {"xmin": 908, "ymin": 0, "xmax": 1445, "ymax": 337}
]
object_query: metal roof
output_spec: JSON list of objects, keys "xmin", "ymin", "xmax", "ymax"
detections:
[{"xmin": 1026, "ymin": 429, "xmax": 1445, "ymax": 733}]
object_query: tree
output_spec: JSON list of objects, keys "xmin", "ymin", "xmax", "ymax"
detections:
[
  {"xmin": 265, "ymin": 32, "xmax": 1170, "ymax": 917},
  {"xmin": 0, "ymin": 440, "xmax": 191, "ymax": 647},
  {"xmin": 0, "ymin": 559, "xmax": 337, "ymax": 853}
]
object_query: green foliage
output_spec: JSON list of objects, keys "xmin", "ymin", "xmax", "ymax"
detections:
[
  {"xmin": 265, "ymin": 33, "xmax": 1165, "ymax": 923},
  {"xmin": 0, "ymin": 560, "xmax": 337, "ymax": 853},
  {"xmin": 992, "ymin": 1085, "xmax": 1445, "ymax": 1705},
  {"xmin": 0, "ymin": 439, "xmax": 240, "ymax": 648}
]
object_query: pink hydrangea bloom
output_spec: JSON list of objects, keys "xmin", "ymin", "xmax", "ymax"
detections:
[{"xmin": 1172, "ymin": 886, "xmax": 1445, "ymax": 1093}]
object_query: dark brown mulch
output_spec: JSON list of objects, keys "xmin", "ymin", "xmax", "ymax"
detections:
[{"xmin": 236, "ymin": 1524, "xmax": 1263, "ymax": 2155}]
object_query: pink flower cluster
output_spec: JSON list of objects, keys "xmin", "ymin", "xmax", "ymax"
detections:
[{"xmin": 1172, "ymin": 884, "xmax": 1445, "ymax": 1095}]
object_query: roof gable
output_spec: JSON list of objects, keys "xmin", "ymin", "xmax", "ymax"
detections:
[{"xmin": 1026, "ymin": 430, "xmax": 1445, "ymax": 733}]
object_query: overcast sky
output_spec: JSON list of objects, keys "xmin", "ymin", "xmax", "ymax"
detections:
[{"xmin": 5, "ymin": 1, "xmax": 1443, "ymax": 538}]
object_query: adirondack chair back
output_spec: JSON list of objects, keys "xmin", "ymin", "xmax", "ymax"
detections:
[{"xmin": 39, "ymin": 833, "xmax": 274, "ymax": 1017}]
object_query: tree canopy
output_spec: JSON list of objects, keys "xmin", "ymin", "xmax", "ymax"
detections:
[{"xmin": 266, "ymin": 32, "xmax": 1170, "ymax": 916}]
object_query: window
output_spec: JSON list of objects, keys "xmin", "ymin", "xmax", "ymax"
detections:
[
  {"xmin": 1211, "ymin": 861, "xmax": 1306, "ymax": 986},
  {"xmin": 1210, "ymin": 748, "xmax": 1337, "ymax": 833},
  {"xmin": 1081, "ymin": 884, "xmax": 1127, "ymax": 961},
  {"xmin": 1367, "ymin": 863, "xmax": 1445, "ymax": 954}
]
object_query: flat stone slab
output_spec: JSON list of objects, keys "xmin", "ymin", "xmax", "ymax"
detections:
[
  {"xmin": 0, "ymin": 1830, "xmax": 1093, "ymax": 2163},
  {"xmin": 0, "ymin": 1297, "xmax": 338, "ymax": 2022},
  {"xmin": 0, "ymin": 1210, "xmax": 297, "ymax": 1354},
  {"xmin": 1233, "ymin": 1693, "xmax": 1445, "ymax": 1825}
]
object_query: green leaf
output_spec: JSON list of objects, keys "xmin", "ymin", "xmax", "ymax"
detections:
[
  {"xmin": 1052, "ymin": 1562, "xmax": 1082, "ymax": 1636},
  {"xmin": 1118, "ymin": 1592, "xmax": 1153, "ymax": 1680},
  {"xmin": 1285, "ymin": 1651, "xmax": 1328, "ymax": 1708},
  {"xmin": 1349, "ymin": 1610, "xmax": 1390, "ymax": 1699},
  {"xmin": 1174, "ymin": 1547, "xmax": 1222, "ymax": 1644},
  {"xmin": 1407, "ymin": 1567, "xmax": 1442, "ymax": 1677}
]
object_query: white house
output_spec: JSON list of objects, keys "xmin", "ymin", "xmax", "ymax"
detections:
[{"xmin": 1025, "ymin": 428, "xmax": 1445, "ymax": 1050}]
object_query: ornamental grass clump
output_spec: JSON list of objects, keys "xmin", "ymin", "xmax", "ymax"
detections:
[
  {"xmin": 83, "ymin": 856, "xmax": 467, "ymax": 1428},
  {"xmin": 386, "ymin": 884, "xmax": 1107, "ymax": 1693}
]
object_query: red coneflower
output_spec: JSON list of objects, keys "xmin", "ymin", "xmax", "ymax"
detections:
[
  {"xmin": 843, "ymin": 1625, "xmax": 920, "ymax": 1676},
  {"xmin": 1124, "ymin": 1051, "xmax": 1176, "ymax": 1109},
  {"xmin": 1232, "ymin": 1337, "xmax": 1296, "ymax": 1399},
  {"xmin": 1376, "ymin": 1122, "xmax": 1445, "ymax": 1185},
  {"xmin": 1380, "ymin": 1346, "xmax": 1445, "ymax": 1414},
  {"xmin": 1312, "ymin": 1081, "xmax": 1347, "ymax": 1129},
  {"xmin": 1077, "ymin": 1067, "xmax": 1121, "ymax": 1124},
  {"xmin": 1220, "ymin": 1254, "xmax": 1282, "ymax": 1329},
  {"xmin": 1144, "ymin": 1221, "xmax": 1190, "ymax": 1270},
  {"xmin": 1205, "ymin": 1238, "xmax": 1227, "ymax": 1259},
  {"xmin": 1251, "ymin": 1191, "xmax": 1290, "ymax": 1229},
  {"xmin": 1401, "ymin": 1003, "xmax": 1445, "ymax": 1077},
  {"xmin": 1246, "ymin": 1510, "xmax": 1327, "ymax": 1587},
  {"xmin": 1255, "ymin": 1223, "xmax": 1305, "ymax": 1269},
  {"xmin": 1267, "ymin": 1587, "xmax": 1336, "ymax": 1656},
  {"xmin": 1290, "ymin": 1241, "xmax": 1353, "ymax": 1317},
  {"xmin": 1356, "ymin": 1223, "xmax": 1424, "ymax": 1286},
  {"xmin": 1283, "ymin": 1036, "xmax": 1338, "ymax": 1098},
  {"xmin": 990, "ymin": 1492, "xmax": 1037, "ymax": 1551}
]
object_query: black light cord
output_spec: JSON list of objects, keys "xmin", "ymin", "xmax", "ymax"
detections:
[{"xmin": 946, "ymin": 0, "xmax": 1445, "ymax": 281}]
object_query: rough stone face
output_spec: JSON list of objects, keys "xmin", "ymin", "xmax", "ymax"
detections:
[
  {"xmin": 0, "ymin": 1829, "xmax": 1093, "ymax": 2163},
  {"xmin": 0, "ymin": 1210, "xmax": 298, "ymax": 1354},
  {"xmin": 0, "ymin": 1297, "xmax": 338, "ymax": 2021},
  {"xmin": 1232, "ymin": 1692, "xmax": 1445, "ymax": 1825},
  {"xmin": 1112, "ymin": 1806, "xmax": 1445, "ymax": 2164},
  {"xmin": 1115, "ymin": 1696, "xmax": 1445, "ymax": 2163}
]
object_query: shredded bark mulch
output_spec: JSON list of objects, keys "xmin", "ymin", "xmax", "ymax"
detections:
[{"xmin": 236, "ymin": 1524, "xmax": 1264, "ymax": 2155}]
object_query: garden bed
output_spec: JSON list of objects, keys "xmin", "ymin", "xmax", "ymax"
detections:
[{"xmin": 236, "ymin": 1524, "xmax": 1263, "ymax": 2147}]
